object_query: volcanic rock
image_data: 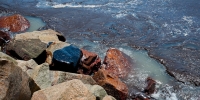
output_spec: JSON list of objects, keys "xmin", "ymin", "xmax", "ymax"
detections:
[
  {"xmin": 31, "ymin": 79, "xmax": 96, "ymax": 100},
  {"xmin": 103, "ymin": 48, "xmax": 132, "ymax": 78},
  {"xmin": 78, "ymin": 49, "xmax": 101, "ymax": 75},
  {"xmin": 93, "ymin": 69, "xmax": 128, "ymax": 100},
  {"xmin": 0, "ymin": 52, "xmax": 40, "ymax": 100},
  {"xmin": 0, "ymin": 14, "xmax": 30, "ymax": 32}
]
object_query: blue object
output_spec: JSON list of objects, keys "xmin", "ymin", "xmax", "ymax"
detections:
[{"xmin": 53, "ymin": 45, "xmax": 81, "ymax": 68}]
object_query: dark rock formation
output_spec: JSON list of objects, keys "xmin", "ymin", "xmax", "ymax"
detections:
[{"xmin": 50, "ymin": 45, "xmax": 82, "ymax": 73}]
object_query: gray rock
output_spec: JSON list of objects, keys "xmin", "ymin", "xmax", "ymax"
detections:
[
  {"xmin": 16, "ymin": 59, "xmax": 38, "ymax": 76},
  {"xmin": 6, "ymin": 29, "xmax": 65, "ymax": 62},
  {"xmin": 0, "ymin": 52, "xmax": 40, "ymax": 100},
  {"xmin": 86, "ymin": 84, "xmax": 108, "ymax": 100},
  {"xmin": 31, "ymin": 63, "xmax": 51, "ymax": 89}
]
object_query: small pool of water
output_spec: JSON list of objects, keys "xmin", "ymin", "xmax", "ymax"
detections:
[{"xmin": 24, "ymin": 16, "xmax": 46, "ymax": 32}]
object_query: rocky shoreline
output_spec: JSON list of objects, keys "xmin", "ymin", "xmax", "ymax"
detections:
[{"xmin": 0, "ymin": 14, "xmax": 157, "ymax": 100}]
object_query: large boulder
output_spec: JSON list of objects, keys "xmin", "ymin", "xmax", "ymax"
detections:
[
  {"xmin": 0, "ymin": 14, "xmax": 30, "ymax": 32},
  {"xmin": 46, "ymin": 42, "xmax": 70, "ymax": 65},
  {"xmin": 14, "ymin": 29, "xmax": 65, "ymax": 43},
  {"xmin": 6, "ymin": 29, "xmax": 65, "ymax": 63},
  {"xmin": 78, "ymin": 49, "xmax": 101, "ymax": 75},
  {"xmin": 103, "ymin": 48, "xmax": 132, "ymax": 78},
  {"xmin": 47, "ymin": 42, "xmax": 82, "ymax": 73},
  {"xmin": 0, "ymin": 52, "xmax": 40, "ymax": 100},
  {"xmin": 93, "ymin": 69, "xmax": 128, "ymax": 100},
  {"xmin": 31, "ymin": 79, "xmax": 96, "ymax": 100}
]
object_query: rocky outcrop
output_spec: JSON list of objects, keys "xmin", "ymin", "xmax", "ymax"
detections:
[
  {"xmin": 17, "ymin": 60, "xmax": 96, "ymax": 89},
  {"xmin": 78, "ymin": 49, "xmax": 101, "ymax": 75},
  {"xmin": 0, "ymin": 52, "xmax": 40, "ymax": 100},
  {"xmin": 103, "ymin": 48, "xmax": 132, "ymax": 78},
  {"xmin": 0, "ymin": 14, "xmax": 30, "ymax": 32},
  {"xmin": 93, "ymin": 69, "xmax": 128, "ymax": 100},
  {"xmin": 6, "ymin": 29, "xmax": 65, "ymax": 64},
  {"xmin": 31, "ymin": 79, "xmax": 96, "ymax": 100}
]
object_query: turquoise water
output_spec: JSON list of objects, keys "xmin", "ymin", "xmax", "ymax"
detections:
[{"xmin": 24, "ymin": 16, "xmax": 46, "ymax": 32}]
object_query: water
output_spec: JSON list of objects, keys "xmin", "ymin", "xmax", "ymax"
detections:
[
  {"xmin": 24, "ymin": 16, "xmax": 46, "ymax": 32},
  {"xmin": 0, "ymin": 0, "xmax": 200, "ymax": 99}
]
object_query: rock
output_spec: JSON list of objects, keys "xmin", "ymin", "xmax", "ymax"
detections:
[
  {"xmin": 14, "ymin": 29, "xmax": 65, "ymax": 43},
  {"xmin": 31, "ymin": 63, "xmax": 51, "ymax": 89},
  {"xmin": 103, "ymin": 48, "xmax": 132, "ymax": 78},
  {"xmin": 0, "ymin": 52, "xmax": 40, "ymax": 100},
  {"xmin": 78, "ymin": 49, "xmax": 101, "ymax": 75},
  {"xmin": 51, "ymin": 71, "xmax": 97, "ymax": 86},
  {"xmin": 93, "ymin": 69, "xmax": 128, "ymax": 100},
  {"xmin": 102, "ymin": 95, "xmax": 116, "ymax": 100},
  {"xmin": 130, "ymin": 91, "xmax": 150, "ymax": 100},
  {"xmin": 0, "ymin": 14, "xmax": 30, "ymax": 32},
  {"xmin": 0, "ymin": 30, "xmax": 11, "ymax": 46},
  {"xmin": 6, "ymin": 29, "xmax": 64, "ymax": 63},
  {"xmin": 17, "ymin": 60, "xmax": 96, "ymax": 89},
  {"xmin": 49, "ymin": 43, "xmax": 82, "ymax": 73},
  {"xmin": 7, "ymin": 38, "xmax": 47, "ymax": 61},
  {"xmin": 46, "ymin": 42, "xmax": 70, "ymax": 65},
  {"xmin": 85, "ymin": 84, "xmax": 108, "ymax": 100},
  {"xmin": 144, "ymin": 77, "xmax": 156, "ymax": 95},
  {"xmin": 31, "ymin": 79, "xmax": 96, "ymax": 100},
  {"xmin": 16, "ymin": 59, "xmax": 38, "ymax": 75}
]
